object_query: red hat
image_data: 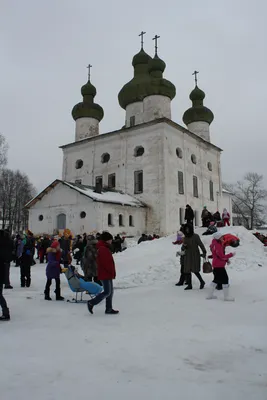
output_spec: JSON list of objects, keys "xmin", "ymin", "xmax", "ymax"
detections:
[{"xmin": 51, "ymin": 241, "xmax": 60, "ymax": 249}]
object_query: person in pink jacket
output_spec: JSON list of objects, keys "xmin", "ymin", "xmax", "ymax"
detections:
[
  {"xmin": 222, "ymin": 208, "xmax": 230, "ymax": 226},
  {"xmin": 207, "ymin": 231, "xmax": 235, "ymax": 301}
]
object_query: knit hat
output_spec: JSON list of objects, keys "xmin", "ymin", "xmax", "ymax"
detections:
[
  {"xmin": 213, "ymin": 232, "xmax": 223, "ymax": 240},
  {"xmin": 51, "ymin": 241, "xmax": 60, "ymax": 249},
  {"xmin": 101, "ymin": 231, "xmax": 113, "ymax": 242}
]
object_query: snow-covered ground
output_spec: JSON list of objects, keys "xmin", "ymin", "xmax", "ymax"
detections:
[{"xmin": 1, "ymin": 226, "xmax": 267, "ymax": 400}]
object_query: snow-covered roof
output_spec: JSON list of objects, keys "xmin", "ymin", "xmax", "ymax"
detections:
[
  {"xmin": 25, "ymin": 180, "xmax": 146, "ymax": 208},
  {"xmin": 64, "ymin": 181, "xmax": 145, "ymax": 207},
  {"xmin": 222, "ymin": 188, "xmax": 233, "ymax": 195}
]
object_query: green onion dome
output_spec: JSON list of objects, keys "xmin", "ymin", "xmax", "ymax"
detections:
[
  {"xmin": 148, "ymin": 54, "xmax": 176, "ymax": 99},
  {"xmin": 72, "ymin": 79, "xmax": 104, "ymax": 122},
  {"xmin": 118, "ymin": 49, "xmax": 153, "ymax": 109},
  {"xmin": 183, "ymin": 85, "xmax": 214, "ymax": 125},
  {"xmin": 118, "ymin": 50, "xmax": 176, "ymax": 109}
]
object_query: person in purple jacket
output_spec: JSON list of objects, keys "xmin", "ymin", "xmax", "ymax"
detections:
[{"xmin": 44, "ymin": 241, "xmax": 64, "ymax": 301}]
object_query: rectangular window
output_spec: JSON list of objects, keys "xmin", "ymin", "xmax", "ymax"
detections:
[
  {"xmin": 108, "ymin": 173, "xmax": 116, "ymax": 189},
  {"xmin": 130, "ymin": 116, "xmax": 135, "ymax": 127},
  {"xmin": 210, "ymin": 180, "xmax": 214, "ymax": 201},
  {"xmin": 95, "ymin": 176, "xmax": 103, "ymax": 187},
  {"xmin": 108, "ymin": 213, "xmax": 113, "ymax": 226},
  {"xmin": 75, "ymin": 179, "xmax": 82, "ymax": 185},
  {"xmin": 119, "ymin": 214, "xmax": 124, "ymax": 227},
  {"xmin": 178, "ymin": 171, "xmax": 184, "ymax": 194},
  {"xmin": 129, "ymin": 215, "xmax": 134, "ymax": 227},
  {"xmin": 134, "ymin": 170, "xmax": 143, "ymax": 194},
  {"xmin": 193, "ymin": 175, "xmax": 198, "ymax": 198}
]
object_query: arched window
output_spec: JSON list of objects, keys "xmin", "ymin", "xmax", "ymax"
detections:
[
  {"xmin": 134, "ymin": 146, "xmax": 145, "ymax": 157},
  {"xmin": 191, "ymin": 154, "xmax": 197, "ymax": 164},
  {"xmin": 129, "ymin": 215, "xmax": 134, "ymax": 227},
  {"xmin": 57, "ymin": 213, "xmax": 66, "ymax": 230},
  {"xmin": 108, "ymin": 213, "xmax": 113, "ymax": 226},
  {"xmin": 75, "ymin": 159, "xmax": 83, "ymax": 169},
  {"xmin": 207, "ymin": 162, "xmax": 212, "ymax": 171},
  {"xmin": 101, "ymin": 153, "xmax": 110, "ymax": 163},
  {"xmin": 119, "ymin": 214, "xmax": 124, "ymax": 227},
  {"xmin": 176, "ymin": 148, "xmax": 183, "ymax": 159},
  {"xmin": 38, "ymin": 215, "xmax": 44, "ymax": 221},
  {"xmin": 80, "ymin": 211, "xmax": 86, "ymax": 219}
]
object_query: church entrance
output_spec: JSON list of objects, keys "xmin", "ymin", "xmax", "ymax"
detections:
[{"xmin": 57, "ymin": 213, "xmax": 66, "ymax": 230}]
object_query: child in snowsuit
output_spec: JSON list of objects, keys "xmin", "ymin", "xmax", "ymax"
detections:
[
  {"xmin": 175, "ymin": 244, "xmax": 188, "ymax": 286},
  {"xmin": 207, "ymin": 231, "xmax": 235, "ymax": 301},
  {"xmin": 44, "ymin": 241, "xmax": 64, "ymax": 301},
  {"xmin": 202, "ymin": 221, "xmax": 217, "ymax": 236},
  {"xmin": 222, "ymin": 208, "xmax": 230, "ymax": 226}
]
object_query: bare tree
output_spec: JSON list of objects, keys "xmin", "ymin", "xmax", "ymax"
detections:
[
  {"xmin": 0, "ymin": 134, "xmax": 8, "ymax": 169},
  {"xmin": 226, "ymin": 173, "xmax": 267, "ymax": 229},
  {"xmin": 0, "ymin": 169, "xmax": 36, "ymax": 232}
]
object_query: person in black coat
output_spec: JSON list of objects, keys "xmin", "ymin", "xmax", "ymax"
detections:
[
  {"xmin": 0, "ymin": 230, "xmax": 13, "ymax": 320},
  {"xmin": 185, "ymin": 205, "xmax": 194, "ymax": 225}
]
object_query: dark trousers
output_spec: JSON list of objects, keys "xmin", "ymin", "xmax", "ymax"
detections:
[
  {"xmin": 45, "ymin": 278, "xmax": 60, "ymax": 295},
  {"xmin": 4, "ymin": 262, "xmax": 11, "ymax": 287},
  {"xmin": 0, "ymin": 284, "xmax": 9, "ymax": 316},
  {"xmin": 90, "ymin": 279, "xmax": 113, "ymax": 311},
  {"xmin": 20, "ymin": 263, "xmax": 31, "ymax": 287},
  {"xmin": 186, "ymin": 272, "xmax": 205, "ymax": 285}
]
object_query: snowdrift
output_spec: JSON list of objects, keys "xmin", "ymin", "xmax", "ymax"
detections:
[{"xmin": 115, "ymin": 226, "xmax": 267, "ymax": 288}]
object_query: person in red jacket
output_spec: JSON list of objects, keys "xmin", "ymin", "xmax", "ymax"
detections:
[
  {"xmin": 207, "ymin": 231, "xmax": 235, "ymax": 301},
  {"xmin": 87, "ymin": 232, "xmax": 119, "ymax": 315}
]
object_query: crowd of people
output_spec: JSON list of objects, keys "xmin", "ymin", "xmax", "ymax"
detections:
[
  {"xmin": 0, "ymin": 203, "xmax": 237, "ymax": 322},
  {"xmin": 0, "ymin": 228, "xmax": 121, "ymax": 320},
  {"xmin": 137, "ymin": 233, "xmax": 160, "ymax": 244},
  {"xmin": 185, "ymin": 204, "xmax": 231, "ymax": 228}
]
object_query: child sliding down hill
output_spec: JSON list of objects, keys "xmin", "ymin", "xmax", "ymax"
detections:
[{"xmin": 207, "ymin": 231, "xmax": 235, "ymax": 301}]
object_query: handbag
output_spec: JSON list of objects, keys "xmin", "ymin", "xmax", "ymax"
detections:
[{"xmin": 202, "ymin": 260, "xmax": 213, "ymax": 274}]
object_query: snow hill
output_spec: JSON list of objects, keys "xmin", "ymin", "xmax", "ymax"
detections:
[{"xmin": 115, "ymin": 226, "xmax": 267, "ymax": 288}]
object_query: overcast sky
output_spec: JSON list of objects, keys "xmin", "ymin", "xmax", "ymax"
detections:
[{"xmin": 1, "ymin": 0, "xmax": 266, "ymax": 192}]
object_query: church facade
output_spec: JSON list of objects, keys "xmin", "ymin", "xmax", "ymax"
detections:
[{"xmin": 26, "ymin": 36, "xmax": 232, "ymax": 236}]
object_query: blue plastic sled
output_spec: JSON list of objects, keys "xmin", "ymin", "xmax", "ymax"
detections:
[{"xmin": 63, "ymin": 266, "xmax": 102, "ymax": 303}]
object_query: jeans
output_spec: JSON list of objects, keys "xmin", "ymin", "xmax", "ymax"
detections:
[
  {"xmin": 90, "ymin": 279, "xmax": 113, "ymax": 311},
  {"xmin": 0, "ymin": 284, "xmax": 9, "ymax": 316}
]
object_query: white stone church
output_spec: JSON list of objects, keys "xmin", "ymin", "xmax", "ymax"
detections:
[{"xmin": 26, "ymin": 37, "xmax": 232, "ymax": 236}]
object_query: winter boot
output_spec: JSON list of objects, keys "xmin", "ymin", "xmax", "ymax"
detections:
[
  {"xmin": 56, "ymin": 293, "xmax": 64, "ymax": 301},
  {"xmin": 55, "ymin": 289, "xmax": 64, "ymax": 301},
  {"xmin": 195, "ymin": 272, "xmax": 205, "ymax": 289},
  {"xmin": 4, "ymin": 285, "xmax": 13, "ymax": 289},
  {"xmin": 175, "ymin": 274, "xmax": 185, "ymax": 286},
  {"xmin": 105, "ymin": 309, "xmax": 119, "ymax": 315},
  {"xmin": 184, "ymin": 274, "xmax": 192, "ymax": 290},
  {"xmin": 223, "ymin": 285, "xmax": 235, "ymax": 302},
  {"xmin": 87, "ymin": 301, "xmax": 94, "ymax": 314},
  {"xmin": 206, "ymin": 282, "xmax": 217, "ymax": 300},
  {"xmin": 0, "ymin": 308, "xmax": 10, "ymax": 321},
  {"xmin": 44, "ymin": 289, "xmax": 52, "ymax": 301},
  {"xmin": 21, "ymin": 278, "xmax": 26, "ymax": 288},
  {"xmin": 26, "ymin": 278, "xmax": 31, "ymax": 288}
]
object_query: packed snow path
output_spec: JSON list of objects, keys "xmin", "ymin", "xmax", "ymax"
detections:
[{"xmin": 1, "ymin": 227, "xmax": 267, "ymax": 399}]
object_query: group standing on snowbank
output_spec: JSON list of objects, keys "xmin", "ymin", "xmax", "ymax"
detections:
[{"xmin": 174, "ymin": 203, "xmax": 237, "ymax": 302}]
